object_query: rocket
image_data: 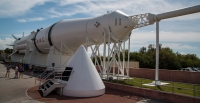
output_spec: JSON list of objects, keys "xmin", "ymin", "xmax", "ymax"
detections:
[
  {"xmin": 29, "ymin": 10, "xmax": 137, "ymax": 54},
  {"xmin": 8, "ymin": 5, "xmax": 200, "ymax": 97},
  {"xmin": 9, "ymin": 5, "xmax": 200, "ymax": 67},
  {"xmin": 11, "ymin": 10, "xmax": 148, "ymax": 65}
]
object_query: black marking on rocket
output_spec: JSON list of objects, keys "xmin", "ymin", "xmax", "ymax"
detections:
[
  {"xmin": 33, "ymin": 30, "xmax": 44, "ymax": 53},
  {"xmin": 119, "ymin": 18, "xmax": 121, "ymax": 25},
  {"xmin": 48, "ymin": 23, "xmax": 56, "ymax": 46},
  {"xmin": 115, "ymin": 18, "xmax": 117, "ymax": 26},
  {"xmin": 48, "ymin": 20, "xmax": 63, "ymax": 46}
]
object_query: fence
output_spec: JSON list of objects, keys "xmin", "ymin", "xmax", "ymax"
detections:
[{"xmin": 104, "ymin": 77, "xmax": 200, "ymax": 98}]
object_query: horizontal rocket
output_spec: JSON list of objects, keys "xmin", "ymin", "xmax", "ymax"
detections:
[{"xmin": 9, "ymin": 5, "xmax": 200, "ymax": 64}]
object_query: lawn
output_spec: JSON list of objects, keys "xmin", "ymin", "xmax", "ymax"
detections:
[{"xmin": 104, "ymin": 77, "xmax": 200, "ymax": 98}]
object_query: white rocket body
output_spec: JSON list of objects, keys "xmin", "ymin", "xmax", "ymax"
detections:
[
  {"xmin": 11, "ymin": 10, "xmax": 135, "ymax": 65},
  {"xmin": 34, "ymin": 10, "xmax": 134, "ymax": 54},
  {"xmin": 10, "ymin": 5, "xmax": 200, "ymax": 64}
]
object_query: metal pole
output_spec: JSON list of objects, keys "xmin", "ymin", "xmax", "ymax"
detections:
[
  {"xmin": 103, "ymin": 33, "xmax": 106, "ymax": 77},
  {"xmin": 172, "ymin": 82, "xmax": 174, "ymax": 93},
  {"xmin": 194, "ymin": 85, "xmax": 195, "ymax": 97},
  {"xmin": 95, "ymin": 45, "xmax": 97, "ymax": 66},
  {"xmin": 155, "ymin": 21, "xmax": 160, "ymax": 84},
  {"xmin": 117, "ymin": 43, "xmax": 120, "ymax": 77},
  {"xmin": 127, "ymin": 37, "xmax": 130, "ymax": 77},
  {"xmin": 60, "ymin": 87, "xmax": 63, "ymax": 96},
  {"xmin": 123, "ymin": 41, "xmax": 125, "ymax": 76},
  {"xmin": 107, "ymin": 32, "xmax": 111, "ymax": 79},
  {"xmin": 86, "ymin": 36, "xmax": 88, "ymax": 51},
  {"xmin": 156, "ymin": 5, "xmax": 200, "ymax": 21},
  {"xmin": 113, "ymin": 43, "xmax": 116, "ymax": 76},
  {"xmin": 29, "ymin": 48, "xmax": 33, "ymax": 64},
  {"xmin": 59, "ymin": 42, "xmax": 62, "ymax": 71}
]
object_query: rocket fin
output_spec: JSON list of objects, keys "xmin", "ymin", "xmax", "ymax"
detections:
[
  {"xmin": 12, "ymin": 34, "xmax": 17, "ymax": 40},
  {"xmin": 6, "ymin": 44, "xmax": 14, "ymax": 46}
]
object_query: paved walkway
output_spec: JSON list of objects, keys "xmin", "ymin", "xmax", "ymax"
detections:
[
  {"xmin": 0, "ymin": 62, "xmax": 42, "ymax": 103},
  {"xmin": 0, "ymin": 62, "xmax": 169, "ymax": 103}
]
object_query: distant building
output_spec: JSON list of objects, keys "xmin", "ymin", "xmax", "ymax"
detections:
[
  {"xmin": 100, "ymin": 61, "xmax": 139, "ymax": 68},
  {"xmin": 129, "ymin": 61, "xmax": 139, "ymax": 68}
]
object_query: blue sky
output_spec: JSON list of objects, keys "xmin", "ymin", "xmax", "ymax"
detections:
[{"xmin": 0, "ymin": 0, "xmax": 200, "ymax": 57}]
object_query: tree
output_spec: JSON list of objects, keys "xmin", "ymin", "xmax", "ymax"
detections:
[
  {"xmin": 139, "ymin": 47, "xmax": 146, "ymax": 53},
  {"xmin": 4, "ymin": 48, "xmax": 13, "ymax": 59},
  {"xmin": 128, "ymin": 44, "xmax": 200, "ymax": 70}
]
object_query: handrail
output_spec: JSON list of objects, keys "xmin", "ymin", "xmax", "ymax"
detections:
[
  {"xmin": 44, "ymin": 71, "xmax": 55, "ymax": 79},
  {"xmin": 35, "ymin": 68, "xmax": 73, "ymax": 85},
  {"xmin": 54, "ymin": 69, "xmax": 73, "ymax": 84},
  {"xmin": 35, "ymin": 69, "xmax": 56, "ymax": 85},
  {"xmin": 35, "ymin": 70, "xmax": 48, "ymax": 85}
]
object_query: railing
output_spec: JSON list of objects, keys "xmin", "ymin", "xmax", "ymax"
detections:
[
  {"xmin": 104, "ymin": 77, "xmax": 200, "ymax": 98},
  {"xmin": 35, "ymin": 70, "xmax": 55, "ymax": 85},
  {"xmin": 35, "ymin": 68, "xmax": 73, "ymax": 86}
]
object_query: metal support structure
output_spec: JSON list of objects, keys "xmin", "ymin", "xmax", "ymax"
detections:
[
  {"xmin": 154, "ymin": 21, "xmax": 161, "ymax": 85},
  {"xmin": 29, "ymin": 48, "xmax": 34, "ymax": 64},
  {"xmin": 113, "ymin": 44, "xmax": 116, "ymax": 76},
  {"xmin": 59, "ymin": 42, "xmax": 63, "ymax": 70},
  {"xmin": 127, "ymin": 37, "xmax": 130, "ymax": 76},
  {"xmin": 87, "ymin": 30, "xmax": 131, "ymax": 80},
  {"xmin": 103, "ymin": 33, "xmax": 106, "ymax": 75},
  {"xmin": 106, "ymin": 32, "xmax": 111, "ymax": 79}
]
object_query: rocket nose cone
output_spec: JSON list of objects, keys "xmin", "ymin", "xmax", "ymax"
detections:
[{"xmin": 108, "ymin": 10, "xmax": 133, "ymax": 41}]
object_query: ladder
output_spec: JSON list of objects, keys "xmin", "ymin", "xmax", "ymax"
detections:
[{"xmin": 38, "ymin": 80, "xmax": 66, "ymax": 97}]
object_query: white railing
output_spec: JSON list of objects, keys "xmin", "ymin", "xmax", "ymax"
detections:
[{"xmin": 35, "ymin": 68, "xmax": 73, "ymax": 85}]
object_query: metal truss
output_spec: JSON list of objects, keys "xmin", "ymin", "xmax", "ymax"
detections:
[
  {"xmin": 130, "ymin": 13, "xmax": 151, "ymax": 29},
  {"xmin": 86, "ymin": 29, "xmax": 130, "ymax": 80}
]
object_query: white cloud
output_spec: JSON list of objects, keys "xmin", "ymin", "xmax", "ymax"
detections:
[
  {"xmin": 17, "ymin": 17, "xmax": 45, "ymax": 22},
  {"xmin": 180, "ymin": 52, "xmax": 185, "ymax": 55},
  {"xmin": 0, "ymin": 38, "xmax": 15, "ymax": 50},
  {"xmin": 131, "ymin": 31, "xmax": 200, "ymax": 43},
  {"xmin": 49, "ymin": 0, "xmax": 200, "ymax": 20},
  {"xmin": 0, "ymin": 0, "xmax": 51, "ymax": 18},
  {"xmin": 48, "ymin": 8, "xmax": 80, "ymax": 18},
  {"xmin": 162, "ymin": 43, "xmax": 197, "ymax": 50},
  {"xmin": 58, "ymin": 0, "xmax": 86, "ymax": 6},
  {"xmin": 1, "ymin": 0, "xmax": 199, "ymax": 21}
]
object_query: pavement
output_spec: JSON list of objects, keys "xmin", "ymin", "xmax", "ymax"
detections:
[
  {"xmin": 0, "ymin": 62, "xmax": 170, "ymax": 103},
  {"xmin": 0, "ymin": 62, "xmax": 42, "ymax": 103}
]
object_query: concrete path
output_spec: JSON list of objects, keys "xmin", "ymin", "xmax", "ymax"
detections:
[
  {"xmin": 0, "ymin": 62, "xmax": 169, "ymax": 103},
  {"xmin": 0, "ymin": 62, "xmax": 43, "ymax": 103}
]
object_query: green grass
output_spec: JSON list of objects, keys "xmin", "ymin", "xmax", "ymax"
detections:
[{"xmin": 104, "ymin": 77, "xmax": 200, "ymax": 98}]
